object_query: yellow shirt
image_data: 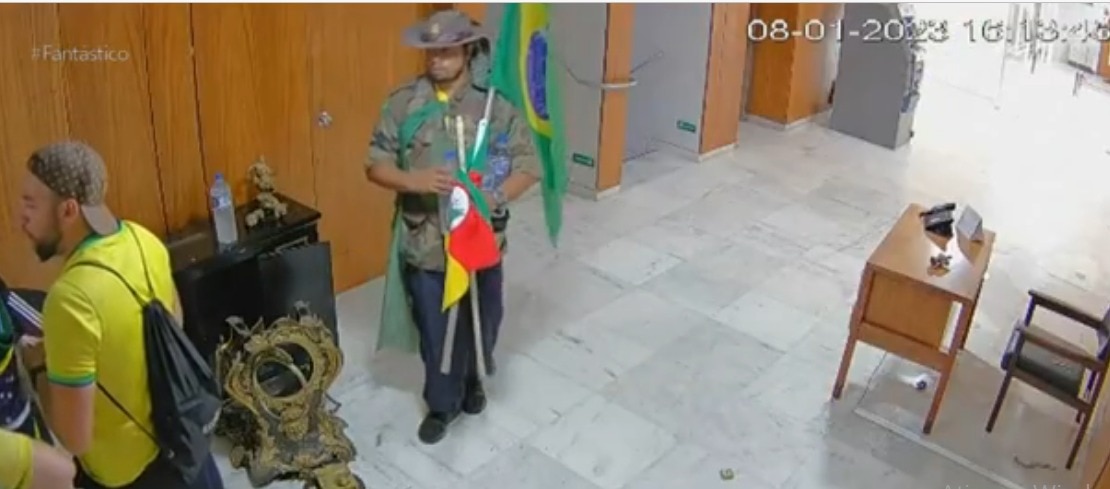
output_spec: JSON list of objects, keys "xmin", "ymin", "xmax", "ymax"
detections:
[
  {"xmin": 44, "ymin": 221, "xmax": 178, "ymax": 487},
  {"xmin": 0, "ymin": 428, "xmax": 32, "ymax": 489}
]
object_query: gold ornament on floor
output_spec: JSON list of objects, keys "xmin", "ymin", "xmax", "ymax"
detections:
[{"xmin": 216, "ymin": 302, "xmax": 363, "ymax": 489}]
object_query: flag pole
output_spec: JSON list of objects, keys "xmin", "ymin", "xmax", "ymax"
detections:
[
  {"xmin": 456, "ymin": 115, "xmax": 489, "ymax": 379},
  {"xmin": 441, "ymin": 116, "xmax": 491, "ymax": 378},
  {"xmin": 437, "ymin": 116, "xmax": 470, "ymax": 376},
  {"xmin": 468, "ymin": 59, "xmax": 497, "ymax": 378},
  {"xmin": 438, "ymin": 122, "xmax": 462, "ymax": 375},
  {"xmin": 472, "ymin": 88, "xmax": 497, "ymax": 164}
]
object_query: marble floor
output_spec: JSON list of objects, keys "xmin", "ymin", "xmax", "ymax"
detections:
[{"xmin": 215, "ymin": 62, "xmax": 1110, "ymax": 489}]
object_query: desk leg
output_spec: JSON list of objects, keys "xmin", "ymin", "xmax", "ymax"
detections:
[
  {"xmin": 832, "ymin": 332, "xmax": 858, "ymax": 400},
  {"xmin": 833, "ymin": 267, "xmax": 873, "ymax": 400},
  {"xmin": 923, "ymin": 365, "xmax": 953, "ymax": 434},
  {"xmin": 924, "ymin": 300, "xmax": 974, "ymax": 433},
  {"xmin": 956, "ymin": 282, "xmax": 984, "ymax": 350}
]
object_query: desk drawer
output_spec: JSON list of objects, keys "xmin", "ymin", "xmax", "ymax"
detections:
[{"xmin": 863, "ymin": 272, "xmax": 953, "ymax": 349}]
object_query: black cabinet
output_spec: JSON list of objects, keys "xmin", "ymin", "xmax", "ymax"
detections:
[{"xmin": 165, "ymin": 194, "xmax": 337, "ymax": 368}]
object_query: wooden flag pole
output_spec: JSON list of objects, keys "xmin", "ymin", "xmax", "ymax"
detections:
[
  {"xmin": 437, "ymin": 116, "xmax": 468, "ymax": 376},
  {"xmin": 441, "ymin": 116, "xmax": 489, "ymax": 378},
  {"xmin": 457, "ymin": 115, "xmax": 488, "ymax": 379}
]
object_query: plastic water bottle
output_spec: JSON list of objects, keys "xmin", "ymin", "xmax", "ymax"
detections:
[
  {"xmin": 210, "ymin": 173, "xmax": 238, "ymax": 245},
  {"xmin": 484, "ymin": 134, "xmax": 511, "ymax": 192}
]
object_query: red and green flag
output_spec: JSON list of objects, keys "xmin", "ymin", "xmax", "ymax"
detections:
[{"xmin": 442, "ymin": 170, "xmax": 500, "ymax": 311}]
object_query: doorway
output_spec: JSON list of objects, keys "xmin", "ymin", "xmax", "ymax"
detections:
[
  {"xmin": 911, "ymin": 2, "xmax": 1110, "ymax": 141},
  {"xmin": 622, "ymin": 3, "xmax": 712, "ymax": 186}
]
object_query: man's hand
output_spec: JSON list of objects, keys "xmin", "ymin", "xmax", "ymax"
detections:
[
  {"xmin": 404, "ymin": 167, "xmax": 455, "ymax": 195},
  {"xmin": 19, "ymin": 338, "xmax": 45, "ymax": 370}
]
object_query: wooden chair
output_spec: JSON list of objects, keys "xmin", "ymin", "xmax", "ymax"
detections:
[{"xmin": 985, "ymin": 289, "xmax": 1110, "ymax": 469}]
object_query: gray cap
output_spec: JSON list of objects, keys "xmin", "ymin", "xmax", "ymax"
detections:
[{"xmin": 27, "ymin": 140, "xmax": 119, "ymax": 235}]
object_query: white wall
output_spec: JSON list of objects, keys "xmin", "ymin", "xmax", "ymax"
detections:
[
  {"xmin": 626, "ymin": 3, "xmax": 712, "ymax": 158},
  {"xmin": 485, "ymin": 4, "xmax": 608, "ymax": 196}
]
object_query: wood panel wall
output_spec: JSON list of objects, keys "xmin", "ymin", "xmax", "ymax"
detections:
[
  {"xmin": 699, "ymin": 3, "xmax": 751, "ymax": 155},
  {"xmin": 747, "ymin": 3, "xmax": 842, "ymax": 125},
  {"xmin": 0, "ymin": 5, "xmax": 69, "ymax": 289},
  {"xmin": 454, "ymin": 3, "xmax": 487, "ymax": 23},
  {"xmin": 0, "ymin": 4, "xmax": 430, "ymax": 292},
  {"xmin": 145, "ymin": 4, "xmax": 208, "ymax": 233}
]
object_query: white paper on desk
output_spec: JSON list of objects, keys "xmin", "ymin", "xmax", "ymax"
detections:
[{"xmin": 956, "ymin": 206, "xmax": 984, "ymax": 242}]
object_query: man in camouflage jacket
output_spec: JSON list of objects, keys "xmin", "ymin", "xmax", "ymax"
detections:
[{"xmin": 364, "ymin": 9, "xmax": 540, "ymax": 445}]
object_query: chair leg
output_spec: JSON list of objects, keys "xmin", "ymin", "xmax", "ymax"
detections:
[
  {"xmin": 986, "ymin": 375, "xmax": 1013, "ymax": 433},
  {"xmin": 1078, "ymin": 373, "xmax": 1099, "ymax": 423},
  {"xmin": 1067, "ymin": 410, "xmax": 1093, "ymax": 469}
]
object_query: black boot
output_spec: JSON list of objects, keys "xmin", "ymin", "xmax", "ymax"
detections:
[
  {"xmin": 462, "ymin": 379, "xmax": 487, "ymax": 415},
  {"xmin": 417, "ymin": 411, "xmax": 458, "ymax": 445}
]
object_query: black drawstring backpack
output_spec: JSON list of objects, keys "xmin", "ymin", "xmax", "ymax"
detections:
[{"xmin": 72, "ymin": 227, "xmax": 220, "ymax": 484}]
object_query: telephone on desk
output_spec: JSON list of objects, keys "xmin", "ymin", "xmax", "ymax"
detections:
[{"xmin": 919, "ymin": 202, "xmax": 956, "ymax": 238}]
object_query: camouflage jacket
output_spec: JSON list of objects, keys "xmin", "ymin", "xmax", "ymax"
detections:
[{"xmin": 367, "ymin": 71, "xmax": 540, "ymax": 272}]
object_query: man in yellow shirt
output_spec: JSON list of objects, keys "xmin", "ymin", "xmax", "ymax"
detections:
[
  {"xmin": 18, "ymin": 141, "xmax": 222, "ymax": 489},
  {"xmin": 0, "ymin": 428, "xmax": 75, "ymax": 489}
]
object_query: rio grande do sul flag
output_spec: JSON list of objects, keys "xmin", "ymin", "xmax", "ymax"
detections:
[{"xmin": 441, "ymin": 172, "xmax": 500, "ymax": 311}]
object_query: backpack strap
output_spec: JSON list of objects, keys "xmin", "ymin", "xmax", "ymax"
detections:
[
  {"xmin": 123, "ymin": 225, "xmax": 158, "ymax": 300},
  {"xmin": 96, "ymin": 382, "xmax": 161, "ymax": 448}
]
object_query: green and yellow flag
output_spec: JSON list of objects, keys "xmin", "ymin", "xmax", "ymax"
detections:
[{"xmin": 490, "ymin": 3, "xmax": 568, "ymax": 245}]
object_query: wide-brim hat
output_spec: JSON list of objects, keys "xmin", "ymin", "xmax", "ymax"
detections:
[{"xmin": 403, "ymin": 10, "xmax": 490, "ymax": 49}]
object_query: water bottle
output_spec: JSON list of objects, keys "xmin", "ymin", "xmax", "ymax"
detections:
[
  {"xmin": 485, "ymin": 134, "xmax": 511, "ymax": 192},
  {"xmin": 210, "ymin": 172, "xmax": 239, "ymax": 245}
]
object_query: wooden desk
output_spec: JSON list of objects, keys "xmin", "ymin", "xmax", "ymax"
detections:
[{"xmin": 832, "ymin": 204, "xmax": 996, "ymax": 433}]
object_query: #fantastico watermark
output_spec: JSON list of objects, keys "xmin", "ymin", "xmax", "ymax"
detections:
[{"xmin": 31, "ymin": 45, "xmax": 131, "ymax": 63}]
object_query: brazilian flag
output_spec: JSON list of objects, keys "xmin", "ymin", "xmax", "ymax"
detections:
[{"xmin": 489, "ymin": 3, "xmax": 568, "ymax": 245}]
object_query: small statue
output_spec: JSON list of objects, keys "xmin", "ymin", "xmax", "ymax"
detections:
[
  {"xmin": 245, "ymin": 157, "xmax": 289, "ymax": 229},
  {"xmin": 929, "ymin": 252, "xmax": 952, "ymax": 271}
]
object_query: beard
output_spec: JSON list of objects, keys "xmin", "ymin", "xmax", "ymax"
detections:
[
  {"xmin": 30, "ymin": 227, "xmax": 61, "ymax": 263},
  {"xmin": 428, "ymin": 65, "xmax": 463, "ymax": 84},
  {"xmin": 33, "ymin": 238, "xmax": 60, "ymax": 263}
]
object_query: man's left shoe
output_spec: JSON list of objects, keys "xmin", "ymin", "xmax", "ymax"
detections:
[
  {"xmin": 462, "ymin": 379, "xmax": 487, "ymax": 415},
  {"xmin": 418, "ymin": 411, "xmax": 458, "ymax": 445}
]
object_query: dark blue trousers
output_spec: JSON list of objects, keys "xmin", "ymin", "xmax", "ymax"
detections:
[{"xmin": 404, "ymin": 264, "xmax": 504, "ymax": 414}]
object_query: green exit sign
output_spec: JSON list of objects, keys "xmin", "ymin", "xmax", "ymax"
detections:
[
  {"xmin": 676, "ymin": 119, "xmax": 698, "ymax": 134},
  {"xmin": 571, "ymin": 152, "xmax": 595, "ymax": 167}
]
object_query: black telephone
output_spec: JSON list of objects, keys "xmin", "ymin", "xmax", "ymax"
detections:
[{"xmin": 920, "ymin": 202, "xmax": 956, "ymax": 237}]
